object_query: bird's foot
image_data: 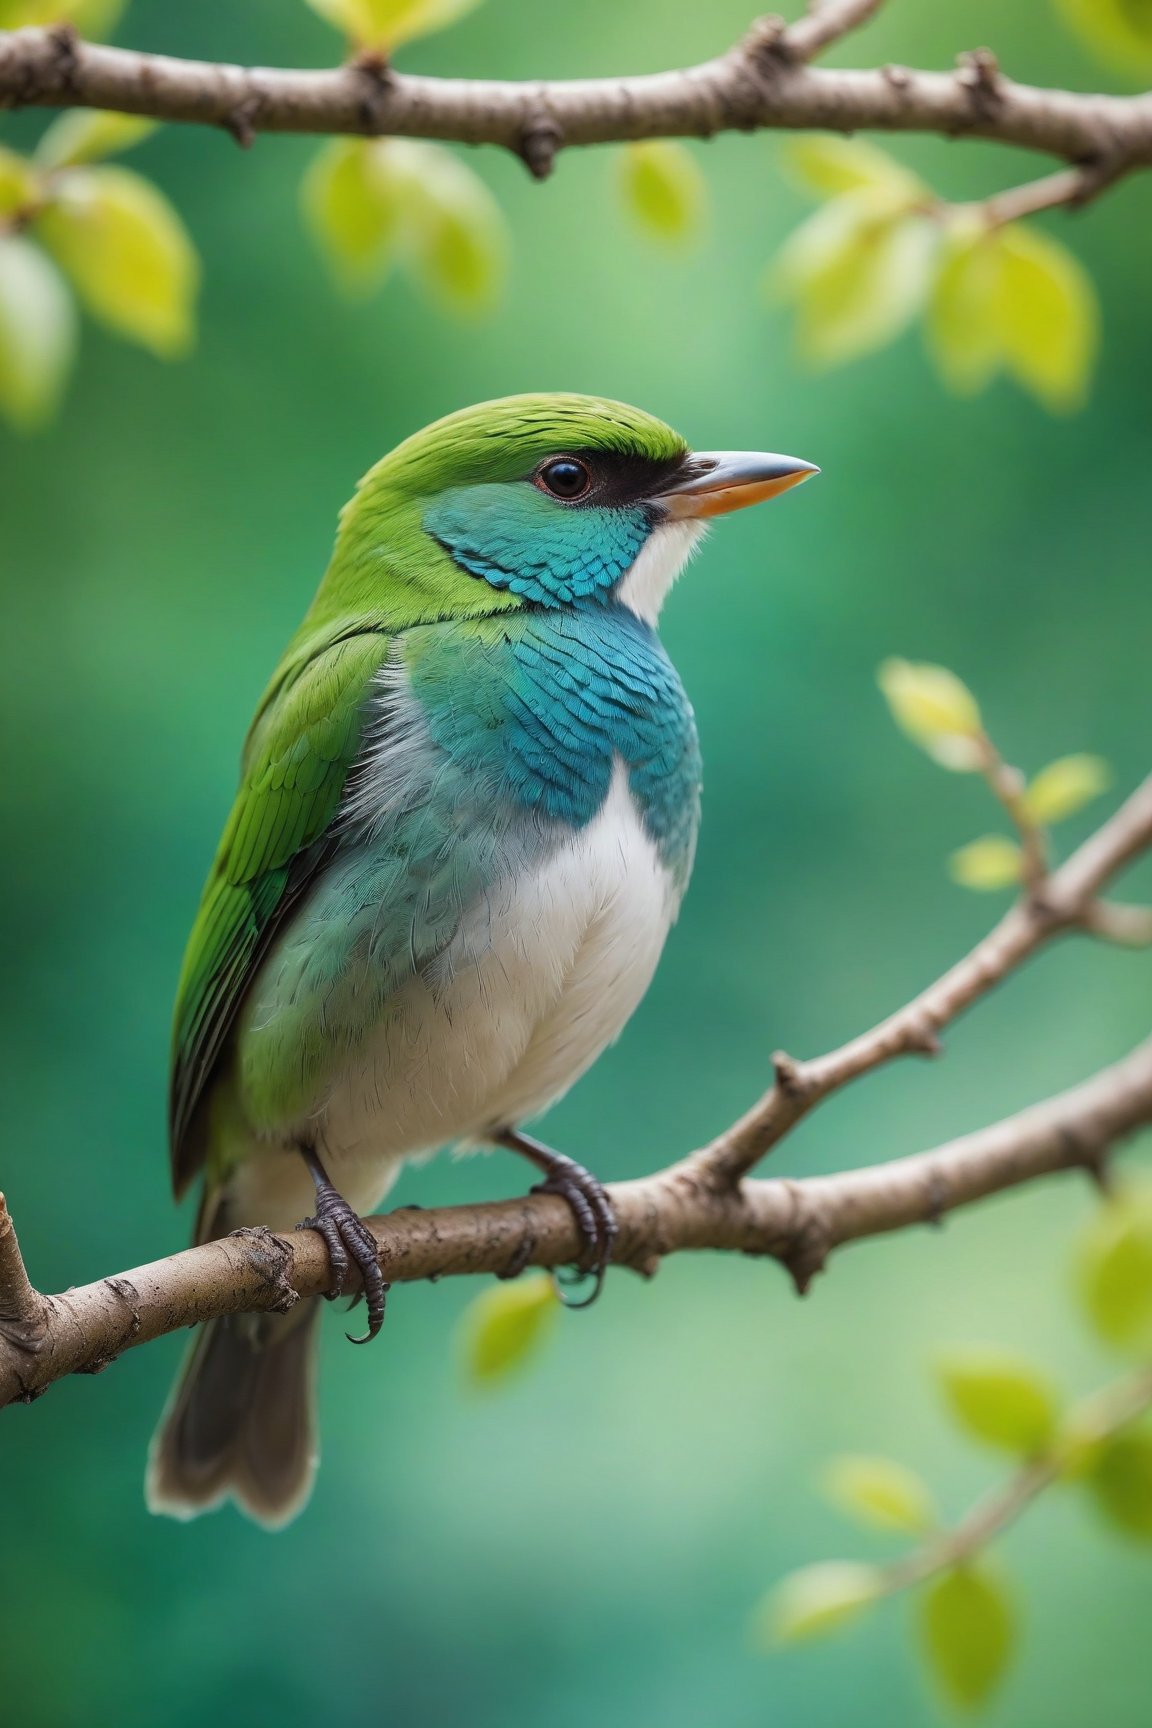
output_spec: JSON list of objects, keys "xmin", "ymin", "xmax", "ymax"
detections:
[
  {"xmin": 296, "ymin": 1152, "xmax": 388, "ymax": 1344},
  {"xmin": 495, "ymin": 1129, "xmax": 617, "ymax": 1309}
]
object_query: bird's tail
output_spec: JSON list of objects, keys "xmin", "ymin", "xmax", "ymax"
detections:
[{"xmin": 146, "ymin": 1194, "xmax": 320, "ymax": 1529}]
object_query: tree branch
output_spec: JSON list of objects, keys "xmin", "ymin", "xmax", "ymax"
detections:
[
  {"xmin": 2, "ymin": 999, "xmax": 1150, "ymax": 1408},
  {"xmin": 1, "ymin": 773, "xmax": 1148, "ymax": 1408},
  {"xmin": 868, "ymin": 1361, "xmax": 1152, "ymax": 1597},
  {"xmin": 2, "ymin": 20, "xmax": 1152, "ymax": 188},
  {"xmin": 687, "ymin": 773, "xmax": 1152, "ymax": 1188}
]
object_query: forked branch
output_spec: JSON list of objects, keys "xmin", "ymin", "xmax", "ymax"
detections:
[{"xmin": 1, "ymin": 775, "xmax": 1149, "ymax": 1411}]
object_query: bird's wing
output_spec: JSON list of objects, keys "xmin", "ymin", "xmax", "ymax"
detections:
[{"xmin": 168, "ymin": 630, "xmax": 389, "ymax": 1196}]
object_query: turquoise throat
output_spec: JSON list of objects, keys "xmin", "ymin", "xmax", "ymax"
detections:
[{"xmin": 406, "ymin": 603, "xmax": 701, "ymax": 887}]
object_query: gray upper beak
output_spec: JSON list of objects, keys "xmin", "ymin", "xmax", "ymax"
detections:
[{"xmin": 660, "ymin": 450, "xmax": 820, "ymax": 519}]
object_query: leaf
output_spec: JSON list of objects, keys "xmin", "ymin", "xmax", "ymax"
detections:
[
  {"xmin": 996, "ymin": 223, "xmax": 1099, "ymax": 414},
  {"xmin": 459, "ymin": 1273, "xmax": 558, "ymax": 1385},
  {"xmin": 774, "ymin": 192, "xmax": 936, "ymax": 367},
  {"xmin": 396, "ymin": 142, "xmax": 507, "ymax": 313},
  {"xmin": 1086, "ymin": 1429, "xmax": 1152, "ymax": 1540},
  {"xmin": 36, "ymin": 111, "xmax": 157, "ymax": 172},
  {"xmin": 785, "ymin": 136, "xmax": 927, "ymax": 202},
  {"xmin": 303, "ymin": 138, "xmax": 407, "ymax": 290},
  {"xmin": 821, "ymin": 1455, "xmax": 936, "ymax": 1534},
  {"xmin": 927, "ymin": 219, "xmax": 1004, "ymax": 396},
  {"xmin": 876, "ymin": 658, "xmax": 984, "ymax": 771},
  {"xmin": 919, "ymin": 1564, "xmax": 1016, "ymax": 1709},
  {"xmin": 949, "ymin": 836, "xmax": 1024, "ymax": 892},
  {"xmin": 758, "ymin": 1561, "xmax": 885, "ymax": 1645},
  {"xmin": 0, "ymin": 235, "xmax": 77, "ymax": 430},
  {"xmin": 1056, "ymin": 0, "xmax": 1152, "ymax": 75},
  {"xmin": 1022, "ymin": 754, "xmax": 1111, "ymax": 826},
  {"xmin": 303, "ymin": 0, "xmax": 481, "ymax": 50},
  {"xmin": 0, "ymin": 146, "xmax": 36, "ymax": 221},
  {"xmin": 304, "ymin": 139, "xmax": 505, "ymax": 311},
  {"xmin": 0, "ymin": 0, "xmax": 126, "ymax": 33},
  {"xmin": 1078, "ymin": 1187, "xmax": 1152, "ymax": 1351},
  {"xmin": 34, "ymin": 165, "xmax": 199, "ymax": 357},
  {"xmin": 620, "ymin": 141, "xmax": 707, "ymax": 243},
  {"xmin": 928, "ymin": 217, "xmax": 1099, "ymax": 411},
  {"xmin": 937, "ymin": 1348, "xmax": 1059, "ymax": 1455}
]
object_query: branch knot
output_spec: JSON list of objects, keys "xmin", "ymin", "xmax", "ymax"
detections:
[{"xmin": 517, "ymin": 113, "xmax": 563, "ymax": 180}]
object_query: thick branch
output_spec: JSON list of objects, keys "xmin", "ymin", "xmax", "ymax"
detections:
[
  {"xmin": 2, "ymin": 23, "xmax": 1152, "ymax": 185},
  {"xmin": 2, "ymin": 1032, "xmax": 1150, "ymax": 1409}
]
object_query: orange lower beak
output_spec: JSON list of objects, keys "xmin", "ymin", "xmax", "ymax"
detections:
[{"xmin": 660, "ymin": 451, "xmax": 820, "ymax": 519}]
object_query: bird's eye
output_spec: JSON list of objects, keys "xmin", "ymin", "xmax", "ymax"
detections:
[{"xmin": 537, "ymin": 458, "xmax": 592, "ymax": 501}]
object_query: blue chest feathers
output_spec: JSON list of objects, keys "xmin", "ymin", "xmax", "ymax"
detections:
[{"xmin": 403, "ymin": 606, "xmax": 701, "ymax": 888}]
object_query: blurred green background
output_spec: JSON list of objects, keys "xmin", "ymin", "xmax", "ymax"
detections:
[{"xmin": 2, "ymin": 0, "xmax": 1151, "ymax": 1723}]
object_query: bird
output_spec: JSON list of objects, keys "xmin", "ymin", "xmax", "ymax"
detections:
[{"xmin": 147, "ymin": 393, "xmax": 817, "ymax": 1527}]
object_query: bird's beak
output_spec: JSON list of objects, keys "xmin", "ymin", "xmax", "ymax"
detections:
[{"xmin": 659, "ymin": 451, "xmax": 820, "ymax": 519}]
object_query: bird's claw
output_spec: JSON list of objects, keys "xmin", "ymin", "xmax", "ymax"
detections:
[
  {"xmin": 297, "ymin": 1184, "xmax": 389, "ymax": 1343},
  {"xmin": 529, "ymin": 1152, "xmax": 618, "ymax": 1309}
]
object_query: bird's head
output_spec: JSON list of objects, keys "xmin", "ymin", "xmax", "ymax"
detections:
[{"xmin": 315, "ymin": 393, "xmax": 817, "ymax": 634}]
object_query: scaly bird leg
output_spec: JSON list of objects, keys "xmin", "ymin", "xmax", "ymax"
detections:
[
  {"xmin": 296, "ymin": 1146, "xmax": 389, "ymax": 1344},
  {"xmin": 493, "ymin": 1128, "xmax": 618, "ymax": 1309}
]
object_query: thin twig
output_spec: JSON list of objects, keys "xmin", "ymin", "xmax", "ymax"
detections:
[
  {"xmin": 0, "ymin": 1193, "xmax": 49, "ymax": 1360},
  {"xmin": 787, "ymin": 0, "xmax": 887, "ymax": 63},
  {"xmin": 1083, "ymin": 901, "xmax": 1152, "ymax": 949},
  {"xmin": 976, "ymin": 735, "xmax": 1048, "ymax": 894},
  {"xmin": 688, "ymin": 774, "xmax": 1152, "ymax": 1188},
  {"xmin": 876, "ymin": 1364, "xmax": 1152, "ymax": 1593}
]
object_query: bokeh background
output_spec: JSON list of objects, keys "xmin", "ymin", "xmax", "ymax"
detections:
[{"xmin": 2, "ymin": 1, "xmax": 1151, "ymax": 1723}]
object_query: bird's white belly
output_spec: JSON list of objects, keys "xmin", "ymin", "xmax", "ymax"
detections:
[{"xmin": 308, "ymin": 761, "xmax": 678, "ymax": 1213}]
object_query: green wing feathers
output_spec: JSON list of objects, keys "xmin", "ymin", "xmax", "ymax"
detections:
[{"xmin": 168, "ymin": 631, "xmax": 389, "ymax": 1195}]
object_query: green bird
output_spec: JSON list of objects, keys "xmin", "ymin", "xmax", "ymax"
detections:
[{"xmin": 148, "ymin": 394, "xmax": 817, "ymax": 1526}]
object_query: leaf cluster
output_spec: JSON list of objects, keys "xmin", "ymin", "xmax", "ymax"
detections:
[
  {"xmin": 774, "ymin": 139, "xmax": 1099, "ymax": 412},
  {"xmin": 0, "ymin": 112, "xmax": 197, "ymax": 429},
  {"xmin": 760, "ymin": 1186, "xmax": 1152, "ymax": 1711}
]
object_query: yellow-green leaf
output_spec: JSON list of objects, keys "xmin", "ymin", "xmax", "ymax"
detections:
[
  {"xmin": 774, "ymin": 193, "xmax": 935, "ymax": 367},
  {"xmin": 1056, "ymin": 0, "xmax": 1152, "ymax": 75},
  {"xmin": 938, "ymin": 1348, "xmax": 1059, "ymax": 1455},
  {"xmin": 1078, "ymin": 1187, "xmax": 1152, "ymax": 1351},
  {"xmin": 0, "ymin": 0, "xmax": 126, "ymax": 33},
  {"xmin": 928, "ymin": 219, "xmax": 1004, "ymax": 396},
  {"xmin": 459, "ymin": 1273, "xmax": 558, "ymax": 1385},
  {"xmin": 0, "ymin": 146, "xmax": 37, "ymax": 222},
  {"xmin": 919, "ymin": 1564, "xmax": 1016, "ymax": 1709},
  {"xmin": 1022, "ymin": 754, "xmax": 1111, "ymax": 826},
  {"xmin": 303, "ymin": 138, "xmax": 408, "ymax": 290},
  {"xmin": 949, "ymin": 836, "xmax": 1024, "ymax": 892},
  {"xmin": 877, "ymin": 658, "xmax": 984, "ymax": 770},
  {"xmin": 785, "ymin": 136, "xmax": 927, "ymax": 202},
  {"xmin": 303, "ymin": 0, "xmax": 481, "ymax": 50},
  {"xmin": 36, "ymin": 111, "xmax": 157, "ymax": 172},
  {"xmin": 821, "ymin": 1455, "xmax": 936, "ymax": 1534},
  {"xmin": 620, "ymin": 141, "xmax": 707, "ymax": 243},
  {"xmin": 34, "ymin": 165, "xmax": 199, "ymax": 357},
  {"xmin": 0, "ymin": 235, "xmax": 76, "ymax": 430},
  {"xmin": 928, "ymin": 217, "xmax": 1099, "ymax": 411},
  {"xmin": 757, "ymin": 1561, "xmax": 885, "ymax": 1646},
  {"xmin": 397, "ymin": 142, "xmax": 507, "ymax": 313},
  {"xmin": 996, "ymin": 222, "xmax": 1098, "ymax": 413},
  {"xmin": 1086, "ymin": 1429, "xmax": 1152, "ymax": 1540}
]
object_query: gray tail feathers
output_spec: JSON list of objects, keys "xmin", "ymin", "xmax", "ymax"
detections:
[{"xmin": 146, "ymin": 1302, "xmax": 320, "ymax": 1529}]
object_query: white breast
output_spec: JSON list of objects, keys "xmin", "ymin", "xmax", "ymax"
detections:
[{"xmin": 305, "ymin": 760, "xmax": 679, "ymax": 1213}]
